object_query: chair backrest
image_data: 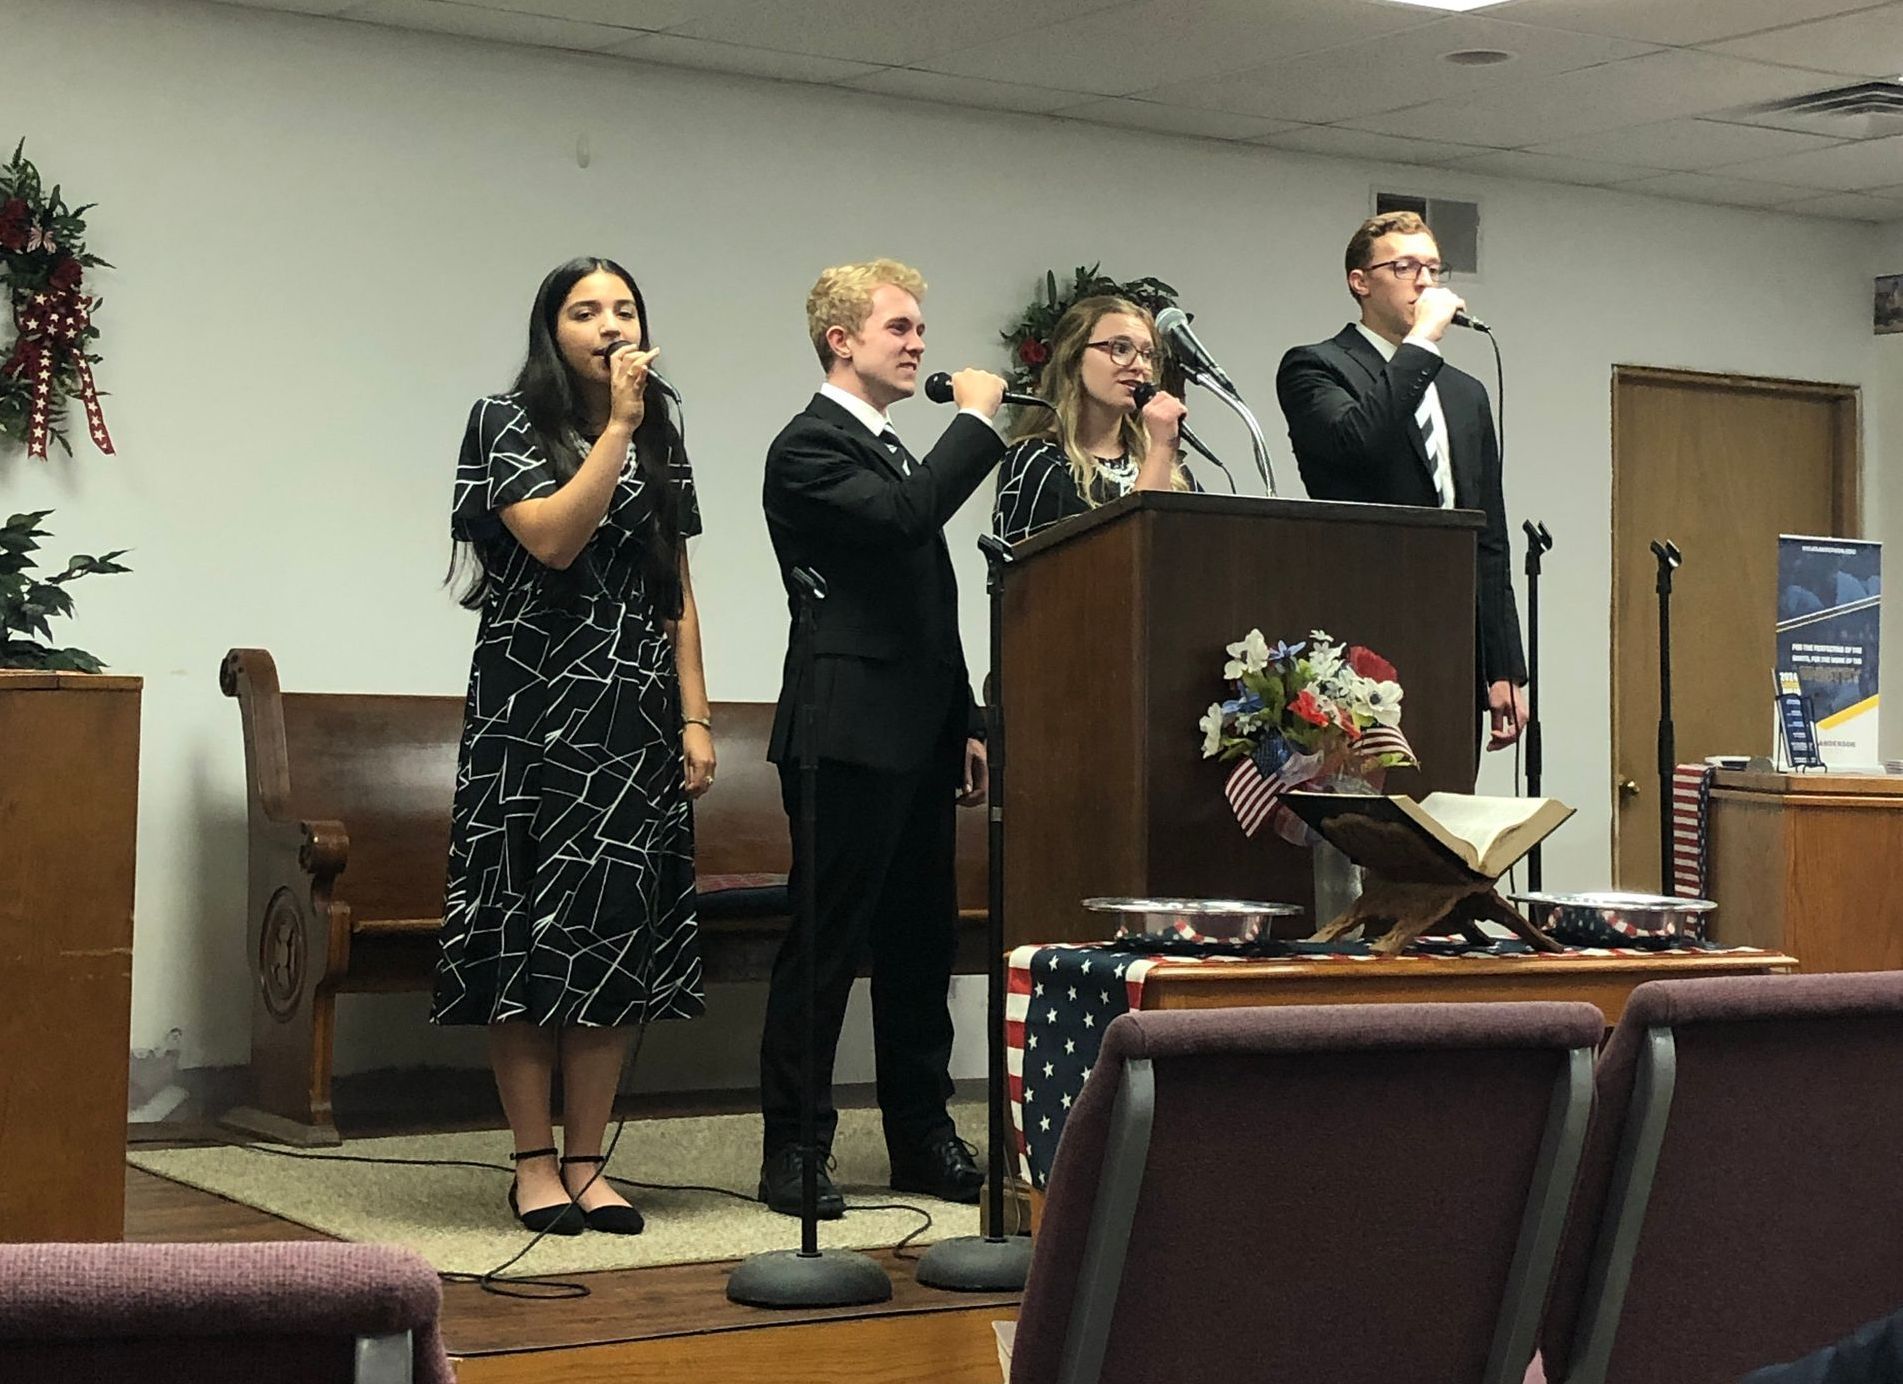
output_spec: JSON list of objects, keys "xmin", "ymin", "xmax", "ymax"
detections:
[
  {"xmin": 1010, "ymin": 1000, "xmax": 1605, "ymax": 1384},
  {"xmin": 1540, "ymin": 970, "xmax": 1903, "ymax": 1384},
  {"xmin": 0, "ymin": 1241, "xmax": 452, "ymax": 1384}
]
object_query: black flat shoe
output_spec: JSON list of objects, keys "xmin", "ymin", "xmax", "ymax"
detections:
[
  {"xmin": 560, "ymin": 1154, "xmax": 644, "ymax": 1235},
  {"xmin": 508, "ymin": 1147, "xmax": 584, "ymax": 1235}
]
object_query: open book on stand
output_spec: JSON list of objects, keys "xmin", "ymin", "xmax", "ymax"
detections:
[{"xmin": 1282, "ymin": 792, "xmax": 1575, "ymax": 886}]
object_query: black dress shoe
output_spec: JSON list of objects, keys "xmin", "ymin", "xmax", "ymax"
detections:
[
  {"xmin": 758, "ymin": 1145, "xmax": 845, "ymax": 1219},
  {"xmin": 560, "ymin": 1154, "xmax": 645, "ymax": 1236},
  {"xmin": 888, "ymin": 1133, "xmax": 983, "ymax": 1203}
]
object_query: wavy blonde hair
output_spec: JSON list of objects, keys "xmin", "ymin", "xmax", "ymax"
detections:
[
  {"xmin": 806, "ymin": 259, "xmax": 927, "ymax": 369},
  {"xmin": 1011, "ymin": 296, "xmax": 1188, "ymax": 501}
]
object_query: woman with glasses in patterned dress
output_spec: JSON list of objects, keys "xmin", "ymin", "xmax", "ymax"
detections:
[{"xmin": 991, "ymin": 296, "xmax": 1195, "ymax": 545}]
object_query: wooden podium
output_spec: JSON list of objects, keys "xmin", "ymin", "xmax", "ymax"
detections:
[
  {"xmin": 1706, "ymin": 769, "xmax": 1903, "ymax": 973},
  {"xmin": 0, "ymin": 672, "xmax": 141, "ymax": 1241},
  {"xmin": 999, "ymin": 492, "xmax": 1484, "ymax": 949}
]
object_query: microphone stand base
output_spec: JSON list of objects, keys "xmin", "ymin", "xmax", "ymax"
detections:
[
  {"xmin": 726, "ymin": 1248, "xmax": 893, "ymax": 1309},
  {"xmin": 914, "ymin": 1233, "xmax": 1033, "ymax": 1293}
]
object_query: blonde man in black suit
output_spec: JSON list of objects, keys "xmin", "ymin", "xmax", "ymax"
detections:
[{"xmin": 757, "ymin": 259, "xmax": 1006, "ymax": 1216}]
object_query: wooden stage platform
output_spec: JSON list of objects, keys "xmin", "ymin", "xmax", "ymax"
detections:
[{"xmin": 124, "ymin": 1167, "xmax": 1018, "ymax": 1383}]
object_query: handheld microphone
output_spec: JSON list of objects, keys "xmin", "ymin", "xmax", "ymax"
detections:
[
  {"xmin": 1451, "ymin": 309, "xmax": 1491, "ymax": 334},
  {"xmin": 1153, "ymin": 306, "xmax": 1238, "ymax": 396},
  {"xmin": 1131, "ymin": 382, "xmax": 1235, "ymax": 493},
  {"xmin": 600, "ymin": 339, "xmax": 682, "ymax": 400},
  {"xmin": 922, "ymin": 371, "xmax": 1051, "ymax": 410}
]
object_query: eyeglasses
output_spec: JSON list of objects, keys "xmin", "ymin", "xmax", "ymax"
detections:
[
  {"xmin": 1364, "ymin": 257, "xmax": 1452, "ymax": 285},
  {"xmin": 1085, "ymin": 337, "xmax": 1159, "ymax": 368}
]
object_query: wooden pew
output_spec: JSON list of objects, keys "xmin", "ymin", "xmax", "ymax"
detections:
[{"xmin": 219, "ymin": 647, "xmax": 989, "ymax": 1146}]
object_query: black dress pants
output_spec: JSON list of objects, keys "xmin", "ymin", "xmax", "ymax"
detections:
[{"xmin": 758, "ymin": 748, "xmax": 960, "ymax": 1157}]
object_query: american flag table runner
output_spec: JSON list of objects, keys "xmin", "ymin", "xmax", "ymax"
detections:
[
  {"xmin": 1004, "ymin": 937, "xmax": 1767, "ymax": 1189},
  {"xmin": 1671, "ymin": 763, "xmax": 1718, "ymax": 902},
  {"xmin": 1007, "ymin": 945, "xmax": 1158, "ymax": 1188}
]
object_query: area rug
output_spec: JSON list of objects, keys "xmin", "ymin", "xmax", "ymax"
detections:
[{"xmin": 128, "ymin": 1100, "xmax": 986, "ymax": 1277}]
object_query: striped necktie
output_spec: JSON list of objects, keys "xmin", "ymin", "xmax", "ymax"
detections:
[{"xmin": 1415, "ymin": 398, "xmax": 1453, "ymax": 507}]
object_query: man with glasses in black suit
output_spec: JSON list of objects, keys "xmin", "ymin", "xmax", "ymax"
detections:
[{"xmin": 1276, "ymin": 210, "xmax": 1527, "ymax": 752}]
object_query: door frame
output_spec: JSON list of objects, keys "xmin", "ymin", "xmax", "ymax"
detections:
[{"xmin": 1608, "ymin": 364, "xmax": 1863, "ymax": 880}]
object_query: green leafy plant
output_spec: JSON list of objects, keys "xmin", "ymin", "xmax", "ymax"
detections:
[
  {"xmin": 1001, "ymin": 263, "xmax": 1180, "ymax": 394},
  {"xmin": 0, "ymin": 510, "xmax": 128, "ymax": 672}
]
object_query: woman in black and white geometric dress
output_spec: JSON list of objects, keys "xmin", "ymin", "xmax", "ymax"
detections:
[{"xmin": 435, "ymin": 257, "xmax": 714, "ymax": 1236}]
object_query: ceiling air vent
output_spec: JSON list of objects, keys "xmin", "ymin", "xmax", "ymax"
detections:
[{"xmin": 1731, "ymin": 81, "xmax": 1903, "ymax": 138}]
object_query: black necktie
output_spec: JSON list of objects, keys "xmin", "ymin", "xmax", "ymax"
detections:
[{"xmin": 879, "ymin": 428, "xmax": 914, "ymax": 477}]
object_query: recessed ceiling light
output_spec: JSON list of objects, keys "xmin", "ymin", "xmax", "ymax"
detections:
[
  {"xmin": 1443, "ymin": 48, "xmax": 1517, "ymax": 66},
  {"xmin": 1386, "ymin": 0, "xmax": 1513, "ymax": 11}
]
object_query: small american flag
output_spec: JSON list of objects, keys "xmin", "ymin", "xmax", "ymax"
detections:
[
  {"xmin": 1222, "ymin": 725, "xmax": 1415, "ymax": 837},
  {"xmin": 1223, "ymin": 748, "xmax": 1318, "ymax": 837}
]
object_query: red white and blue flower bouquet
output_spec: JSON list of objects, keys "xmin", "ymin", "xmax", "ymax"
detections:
[{"xmin": 1199, "ymin": 628, "xmax": 1417, "ymax": 844}]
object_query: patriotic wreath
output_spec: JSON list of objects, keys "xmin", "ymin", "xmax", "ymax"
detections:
[
  {"xmin": 1, "ymin": 140, "xmax": 113, "ymax": 460},
  {"xmin": 1199, "ymin": 629, "xmax": 1418, "ymax": 842}
]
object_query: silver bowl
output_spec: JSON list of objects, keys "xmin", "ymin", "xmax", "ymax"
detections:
[
  {"xmin": 1082, "ymin": 896, "xmax": 1305, "ymax": 945},
  {"xmin": 1510, "ymin": 890, "xmax": 1715, "ymax": 947}
]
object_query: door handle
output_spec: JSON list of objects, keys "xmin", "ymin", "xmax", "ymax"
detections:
[{"xmin": 1618, "ymin": 778, "xmax": 1640, "ymax": 799}]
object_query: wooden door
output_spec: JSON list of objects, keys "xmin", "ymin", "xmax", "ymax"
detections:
[{"xmin": 1611, "ymin": 367, "xmax": 1859, "ymax": 889}]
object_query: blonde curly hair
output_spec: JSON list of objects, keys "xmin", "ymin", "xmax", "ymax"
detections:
[{"xmin": 806, "ymin": 259, "xmax": 927, "ymax": 369}]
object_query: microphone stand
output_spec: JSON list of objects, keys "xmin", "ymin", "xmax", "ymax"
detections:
[
  {"xmin": 1650, "ymin": 540, "xmax": 1683, "ymax": 895},
  {"xmin": 1182, "ymin": 365, "xmax": 1278, "ymax": 496},
  {"xmin": 916, "ymin": 535, "xmax": 1034, "ymax": 1292},
  {"xmin": 1522, "ymin": 521, "xmax": 1553, "ymax": 890},
  {"xmin": 728, "ymin": 566, "xmax": 892, "ymax": 1310}
]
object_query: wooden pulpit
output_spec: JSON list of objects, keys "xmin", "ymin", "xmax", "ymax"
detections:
[{"xmin": 998, "ymin": 491, "xmax": 1483, "ymax": 948}]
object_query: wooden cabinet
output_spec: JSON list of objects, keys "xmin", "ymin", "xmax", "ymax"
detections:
[
  {"xmin": 0, "ymin": 672, "xmax": 141, "ymax": 1241},
  {"xmin": 1707, "ymin": 769, "xmax": 1903, "ymax": 974}
]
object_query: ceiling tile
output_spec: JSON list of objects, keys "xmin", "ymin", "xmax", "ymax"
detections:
[
  {"xmin": 1442, "ymin": 148, "xmax": 1659, "ymax": 185},
  {"xmin": 1253, "ymin": 125, "xmax": 1497, "ymax": 165},
  {"xmin": 921, "ymin": 0, "xmax": 1434, "ymax": 99},
  {"xmin": 1052, "ymin": 98, "xmax": 1294, "ymax": 141},
  {"xmin": 664, "ymin": 0, "xmax": 1121, "ymax": 68},
  {"xmin": 1484, "ymin": 0, "xmax": 1882, "ymax": 47},
  {"xmin": 1709, "ymin": 5, "xmax": 1903, "ymax": 79},
  {"xmin": 215, "ymin": 0, "xmax": 362, "ymax": 12},
  {"xmin": 1526, "ymin": 118, "xmax": 1849, "ymax": 171},
  {"xmin": 606, "ymin": 31, "xmax": 883, "ymax": 83},
  {"xmin": 1614, "ymin": 172, "xmax": 1816, "ymax": 207},
  {"xmin": 1719, "ymin": 133, "xmax": 1903, "ymax": 190},
  {"xmin": 845, "ymin": 68, "xmax": 1091, "ymax": 115},
  {"xmin": 1138, "ymin": 13, "xmax": 1654, "ymax": 126},
  {"xmin": 1777, "ymin": 188, "xmax": 1903, "ymax": 219},
  {"xmin": 1346, "ymin": 49, "xmax": 1834, "ymax": 146},
  {"xmin": 336, "ymin": 0, "xmax": 641, "ymax": 47},
  {"xmin": 452, "ymin": 0, "xmax": 710, "ymax": 26}
]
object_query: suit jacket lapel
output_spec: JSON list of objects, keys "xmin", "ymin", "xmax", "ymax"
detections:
[
  {"xmin": 806, "ymin": 392, "xmax": 907, "ymax": 481},
  {"xmin": 1336, "ymin": 325, "xmax": 1433, "ymax": 475}
]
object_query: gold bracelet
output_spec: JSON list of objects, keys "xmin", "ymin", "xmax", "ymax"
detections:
[{"xmin": 683, "ymin": 716, "xmax": 712, "ymax": 730}]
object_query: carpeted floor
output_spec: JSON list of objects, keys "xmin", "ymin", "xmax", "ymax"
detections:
[{"xmin": 127, "ymin": 1100, "xmax": 986, "ymax": 1276}]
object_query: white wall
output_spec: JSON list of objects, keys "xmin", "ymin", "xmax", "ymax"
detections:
[{"xmin": 2, "ymin": 0, "xmax": 1885, "ymax": 1081}]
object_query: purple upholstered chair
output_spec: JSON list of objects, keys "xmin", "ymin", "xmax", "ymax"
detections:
[
  {"xmin": 1539, "ymin": 971, "xmax": 1903, "ymax": 1384},
  {"xmin": 0, "ymin": 1241, "xmax": 452, "ymax": 1384},
  {"xmin": 1009, "ymin": 1001, "xmax": 1605, "ymax": 1384}
]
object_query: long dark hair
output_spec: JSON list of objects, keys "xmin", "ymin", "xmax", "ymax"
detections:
[{"xmin": 449, "ymin": 257, "xmax": 686, "ymax": 616}]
